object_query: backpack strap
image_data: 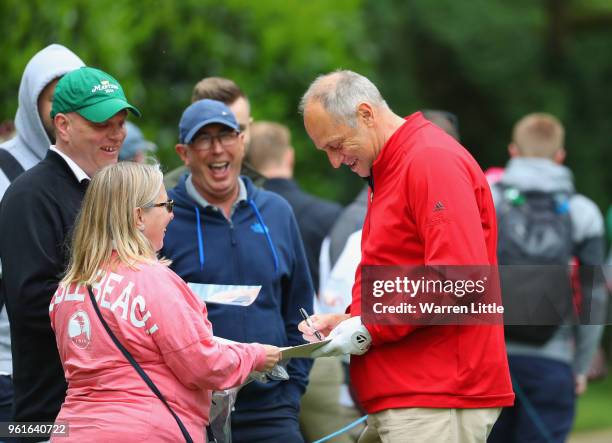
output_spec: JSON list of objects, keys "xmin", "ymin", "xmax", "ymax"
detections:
[
  {"xmin": 0, "ymin": 149, "xmax": 24, "ymax": 315},
  {"xmin": 498, "ymin": 183, "xmax": 571, "ymax": 215},
  {"xmin": 0, "ymin": 149, "xmax": 24, "ymax": 182}
]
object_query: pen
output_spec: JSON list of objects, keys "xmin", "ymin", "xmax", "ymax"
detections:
[{"xmin": 299, "ymin": 307, "xmax": 324, "ymax": 341}]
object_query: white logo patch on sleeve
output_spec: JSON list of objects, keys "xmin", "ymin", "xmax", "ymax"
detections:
[{"xmin": 68, "ymin": 310, "xmax": 92, "ymax": 349}]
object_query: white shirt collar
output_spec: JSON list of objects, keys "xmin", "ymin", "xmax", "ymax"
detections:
[{"xmin": 50, "ymin": 146, "xmax": 90, "ymax": 183}]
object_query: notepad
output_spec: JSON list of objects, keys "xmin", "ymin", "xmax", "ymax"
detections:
[
  {"xmin": 280, "ymin": 339, "xmax": 331, "ymax": 359},
  {"xmin": 188, "ymin": 283, "xmax": 261, "ymax": 306}
]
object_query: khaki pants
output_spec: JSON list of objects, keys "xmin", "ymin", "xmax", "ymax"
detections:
[
  {"xmin": 358, "ymin": 407, "xmax": 501, "ymax": 443},
  {"xmin": 300, "ymin": 358, "xmax": 363, "ymax": 443}
]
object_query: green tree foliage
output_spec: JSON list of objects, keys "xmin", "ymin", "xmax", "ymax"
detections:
[
  {"xmin": 365, "ymin": 0, "xmax": 612, "ymax": 207},
  {"xmin": 0, "ymin": 0, "xmax": 371, "ymax": 202},
  {"xmin": 0, "ymin": 0, "xmax": 610, "ymax": 207}
]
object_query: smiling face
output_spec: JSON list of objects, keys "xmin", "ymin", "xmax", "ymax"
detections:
[
  {"xmin": 54, "ymin": 110, "xmax": 127, "ymax": 177},
  {"xmin": 303, "ymin": 101, "xmax": 377, "ymax": 177},
  {"xmin": 140, "ymin": 187, "xmax": 174, "ymax": 252},
  {"xmin": 176, "ymin": 123, "xmax": 245, "ymax": 206}
]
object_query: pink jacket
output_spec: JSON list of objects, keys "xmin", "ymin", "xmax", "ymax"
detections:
[{"xmin": 49, "ymin": 260, "xmax": 266, "ymax": 442}]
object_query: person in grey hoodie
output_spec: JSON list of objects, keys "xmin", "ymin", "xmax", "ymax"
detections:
[
  {"xmin": 0, "ymin": 44, "xmax": 84, "ymax": 425},
  {"xmin": 488, "ymin": 113, "xmax": 607, "ymax": 443}
]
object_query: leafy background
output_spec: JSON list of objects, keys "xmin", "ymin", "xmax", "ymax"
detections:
[
  {"xmin": 1, "ymin": 0, "xmax": 610, "ymax": 208},
  {"xmin": 1, "ymin": 0, "xmax": 611, "ymax": 434}
]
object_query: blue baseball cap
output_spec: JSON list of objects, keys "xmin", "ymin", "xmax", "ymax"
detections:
[
  {"xmin": 179, "ymin": 99, "xmax": 240, "ymax": 144},
  {"xmin": 119, "ymin": 122, "xmax": 156, "ymax": 161}
]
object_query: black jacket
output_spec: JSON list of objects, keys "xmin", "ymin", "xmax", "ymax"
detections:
[
  {"xmin": 0, "ymin": 150, "xmax": 87, "ymax": 430},
  {"xmin": 263, "ymin": 178, "xmax": 342, "ymax": 292}
]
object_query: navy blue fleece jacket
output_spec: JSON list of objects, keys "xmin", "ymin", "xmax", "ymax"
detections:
[{"xmin": 162, "ymin": 176, "xmax": 313, "ymax": 412}]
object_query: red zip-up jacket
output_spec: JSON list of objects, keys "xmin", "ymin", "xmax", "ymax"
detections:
[{"xmin": 351, "ymin": 112, "xmax": 514, "ymax": 413}]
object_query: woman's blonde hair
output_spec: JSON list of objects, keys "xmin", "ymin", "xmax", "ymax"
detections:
[{"xmin": 62, "ymin": 161, "xmax": 165, "ymax": 285}]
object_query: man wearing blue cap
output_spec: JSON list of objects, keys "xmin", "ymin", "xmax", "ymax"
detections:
[
  {"xmin": 0, "ymin": 66, "xmax": 139, "ymax": 437},
  {"xmin": 162, "ymin": 99, "xmax": 313, "ymax": 443},
  {"xmin": 119, "ymin": 121, "xmax": 156, "ymax": 163}
]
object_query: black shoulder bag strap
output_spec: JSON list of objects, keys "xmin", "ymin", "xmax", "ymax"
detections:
[
  {"xmin": 0, "ymin": 149, "xmax": 25, "ymax": 182},
  {"xmin": 0, "ymin": 148, "xmax": 25, "ymax": 315},
  {"xmin": 87, "ymin": 286, "xmax": 208, "ymax": 443}
]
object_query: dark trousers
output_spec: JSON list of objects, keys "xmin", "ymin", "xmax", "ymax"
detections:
[
  {"xmin": 488, "ymin": 355, "xmax": 576, "ymax": 443},
  {"xmin": 231, "ymin": 405, "xmax": 303, "ymax": 443},
  {"xmin": 0, "ymin": 374, "xmax": 16, "ymax": 443}
]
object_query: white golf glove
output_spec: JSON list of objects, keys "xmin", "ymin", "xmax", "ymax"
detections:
[{"xmin": 311, "ymin": 316, "xmax": 372, "ymax": 358}]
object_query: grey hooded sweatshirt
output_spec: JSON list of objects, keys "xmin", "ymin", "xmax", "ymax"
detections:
[
  {"xmin": 492, "ymin": 157, "xmax": 607, "ymax": 375},
  {"xmin": 0, "ymin": 44, "xmax": 84, "ymax": 374}
]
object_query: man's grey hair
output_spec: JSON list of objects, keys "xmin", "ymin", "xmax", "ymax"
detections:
[{"xmin": 299, "ymin": 70, "xmax": 388, "ymax": 128}]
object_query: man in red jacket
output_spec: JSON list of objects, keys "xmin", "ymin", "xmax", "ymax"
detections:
[{"xmin": 298, "ymin": 70, "xmax": 514, "ymax": 442}]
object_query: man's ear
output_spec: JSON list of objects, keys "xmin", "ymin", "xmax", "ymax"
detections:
[
  {"xmin": 508, "ymin": 143, "xmax": 520, "ymax": 158},
  {"xmin": 236, "ymin": 134, "xmax": 246, "ymax": 159},
  {"xmin": 54, "ymin": 113, "xmax": 70, "ymax": 144},
  {"xmin": 286, "ymin": 147, "xmax": 295, "ymax": 172},
  {"xmin": 175, "ymin": 144, "xmax": 190, "ymax": 166},
  {"xmin": 554, "ymin": 148, "xmax": 566, "ymax": 164},
  {"xmin": 357, "ymin": 103, "xmax": 375, "ymax": 127}
]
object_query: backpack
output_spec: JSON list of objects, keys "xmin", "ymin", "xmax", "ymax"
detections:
[
  {"xmin": 0, "ymin": 148, "xmax": 25, "ymax": 313},
  {"xmin": 495, "ymin": 184, "xmax": 574, "ymax": 345}
]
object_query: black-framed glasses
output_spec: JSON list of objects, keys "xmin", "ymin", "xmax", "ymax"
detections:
[
  {"xmin": 190, "ymin": 131, "xmax": 240, "ymax": 151},
  {"xmin": 143, "ymin": 199, "xmax": 174, "ymax": 213}
]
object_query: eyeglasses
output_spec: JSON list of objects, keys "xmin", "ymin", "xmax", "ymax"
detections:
[
  {"xmin": 143, "ymin": 199, "xmax": 174, "ymax": 213},
  {"xmin": 190, "ymin": 131, "xmax": 240, "ymax": 151}
]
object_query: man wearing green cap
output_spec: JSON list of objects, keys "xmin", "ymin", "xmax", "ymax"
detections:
[{"xmin": 0, "ymin": 66, "xmax": 139, "ymax": 435}]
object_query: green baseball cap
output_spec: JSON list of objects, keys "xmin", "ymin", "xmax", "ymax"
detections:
[{"xmin": 51, "ymin": 66, "xmax": 141, "ymax": 123}]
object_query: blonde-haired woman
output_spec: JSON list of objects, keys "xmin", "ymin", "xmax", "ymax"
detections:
[{"xmin": 49, "ymin": 162, "xmax": 280, "ymax": 442}]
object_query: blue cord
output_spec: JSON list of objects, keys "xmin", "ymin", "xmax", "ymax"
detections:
[
  {"xmin": 194, "ymin": 206, "xmax": 205, "ymax": 271},
  {"xmin": 312, "ymin": 415, "xmax": 368, "ymax": 443},
  {"xmin": 247, "ymin": 200, "xmax": 279, "ymax": 274},
  {"xmin": 511, "ymin": 374, "xmax": 555, "ymax": 443},
  {"xmin": 194, "ymin": 201, "xmax": 280, "ymax": 274}
]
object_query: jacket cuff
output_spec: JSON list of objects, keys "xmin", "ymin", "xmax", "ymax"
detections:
[{"xmin": 253, "ymin": 343, "xmax": 267, "ymax": 371}]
